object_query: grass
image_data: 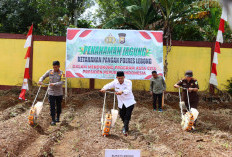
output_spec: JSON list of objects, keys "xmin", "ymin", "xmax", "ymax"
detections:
[{"xmin": 221, "ymin": 142, "xmax": 230, "ymax": 149}]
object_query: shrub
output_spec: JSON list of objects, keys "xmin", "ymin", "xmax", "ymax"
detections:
[{"xmin": 226, "ymin": 78, "xmax": 232, "ymax": 95}]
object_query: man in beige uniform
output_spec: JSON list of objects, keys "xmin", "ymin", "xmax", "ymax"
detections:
[{"xmin": 38, "ymin": 61, "xmax": 64, "ymax": 126}]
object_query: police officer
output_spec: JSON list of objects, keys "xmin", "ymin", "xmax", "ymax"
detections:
[
  {"xmin": 174, "ymin": 70, "xmax": 199, "ymax": 109},
  {"xmin": 100, "ymin": 71, "xmax": 136, "ymax": 136},
  {"xmin": 38, "ymin": 61, "xmax": 64, "ymax": 126}
]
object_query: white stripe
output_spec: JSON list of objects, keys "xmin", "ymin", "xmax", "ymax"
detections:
[
  {"xmin": 67, "ymin": 69, "xmax": 78, "ymax": 77},
  {"xmin": 25, "ymin": 57, "xmax": 30, "ymax": 68},
  {"xmin": 216, "ymin": 30, "xmax": 223, "ymax": 43},
  {"xmin": 209, "ymin": 73, "xmax": 218, "ymax": 86},
  {"xmin": 21, "ymin": 79, "xmax": 29, "ymax": 90},
  {"xmin": 24, "ymin": 35, "xmax": 32, "ymax": 48},
  {"xmin": 221, "ymin": 7, "xmax": 227, "ymax": 21},
  {"xmin": 213, "ymin": 52, "xmax": 218, "ymax": 64},
  {"xmin": 23, "ymin": 78, "xmax": 28, "ymax": 83}
]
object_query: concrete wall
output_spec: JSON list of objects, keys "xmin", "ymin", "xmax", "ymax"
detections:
[{"xmin": 1, "ymin": 34, "xmax": 232, "ymax": 92}]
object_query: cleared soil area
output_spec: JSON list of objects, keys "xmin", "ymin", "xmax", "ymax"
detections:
[{"xmin": 0, "ymin": 87, "xmax": 231, "ymax": 157}]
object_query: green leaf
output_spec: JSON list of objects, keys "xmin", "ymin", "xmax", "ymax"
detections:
[
  {"xmin": 126, "ymin": 5, "xmax": 141, "ymax": 12},
  {"xmin": 102, "ymin": 17, "xmax": 126, "ymax": 29}
]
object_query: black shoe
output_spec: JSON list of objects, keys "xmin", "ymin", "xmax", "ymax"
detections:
[
  {"xmin": 122, "ymin": 127, "xmax": 128, "ymax": 136},
  {"xmin": 50, "ymin": 121, "xmax": 56, "ymax": 126},
  {"xmin": 55, "ymin": 118, "xmax": 60, "ymax": 123}
]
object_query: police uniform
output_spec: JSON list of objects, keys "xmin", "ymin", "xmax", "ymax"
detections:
[
  {"xmin": 176, "ymin": 78, "xmax": 199, "ymax": 109},
  {"xmin": 39, "ymin": 69, "xmax": 64, "ymax": 122}
]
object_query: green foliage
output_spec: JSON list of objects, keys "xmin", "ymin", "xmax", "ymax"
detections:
[
  {"xmin": 102, "ymin": 0, "xmax": 161, "ymax": 30},
  {"xmin": 172, "ymin": 23, "xmax": 205, "ymax": 41},
  {"xmin": 0, "ymin": 0, "xmax": 94, "ymax": 36},
  {"xmin": 0, "ymin": 0, "xmax": 231, "ymax": 42},
  {"xmin": 94, "ymin": 0, "xmax": 125, "ymax": 25},
  {"xmin": 226, "ymin": 78, "xmax": 232, "ymax": 95},
  {"xmin": 97, "ymin": 0, "xmax": 232, "ymax": 42},
  {"xmin": 0, "ymin": 0, "xmax": 42, "ymax": 34}
]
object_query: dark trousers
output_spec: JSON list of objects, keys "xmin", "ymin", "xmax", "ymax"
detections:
[
  {"xmin": 184, "ymin": 100, "xmax": 198, "ymax": 110},
  {"xmin": 48, "ymin": 95, "xmax": 63, "ymax": 121},
  {"xmin": 153, "ymin": 93, "xmax": 163, "ymax": 110},
  {"xmin": 119, "ymin": 104, "xmax": 134, "ymax": 132}
]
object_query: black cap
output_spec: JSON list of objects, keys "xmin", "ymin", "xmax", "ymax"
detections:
[
  {"xmin": 152, "ymin": 71, "xmax": 157, "ymax": 74},
  {"xmin": 185, "ymin": 70, "xmax": 193, "ymax": 77},
  {"xmin": 53, "ymin": 61, "xmax": 60, "ymax": 66},
  {"xmin": 117, "ymin": 71, "xmax": 124, "ymax": 77}
]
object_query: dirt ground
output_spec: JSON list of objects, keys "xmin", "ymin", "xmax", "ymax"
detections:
[{"xmin": 0, "ymin": 87, "xmax": 231, "ymax": 157}]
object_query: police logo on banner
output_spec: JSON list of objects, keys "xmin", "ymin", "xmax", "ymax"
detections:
[{"xmin": 118, "ymin": 33, "xmax": 126, "ymax": 44}]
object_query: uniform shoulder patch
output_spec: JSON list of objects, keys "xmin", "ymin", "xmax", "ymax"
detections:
[{"xmin": 50, "ymin": 69, "xmax": 54, "ymax": 75}]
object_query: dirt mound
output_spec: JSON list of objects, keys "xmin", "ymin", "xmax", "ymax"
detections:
[{"xmin": 0, "ymin": 89, "xmax": 231, "ymax": 156}]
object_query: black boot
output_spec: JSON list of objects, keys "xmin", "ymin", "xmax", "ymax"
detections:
[
  {"xmin": 124, "ymin": 120, "xmax": 129, "ymax": 132},
  {"xmin": 122, "ymin": 120, "xmax": 129, "ymax": 136},
  {"xmin": 51, "ymin": 116, "xmax": 56, "ymax": 126},
  {"xmin": 122, "ymin": 127, "xmax": 128, "ymax": 136},
  {"xmin": 56, "ymin": 115, "xmax": 60, "ymax": 123}
]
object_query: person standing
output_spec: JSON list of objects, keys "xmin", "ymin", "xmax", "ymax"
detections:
[
  {"xmin": 100, "ymin": 71, "xmax": 136, "ymax": 136},
  {"xmin": 38, "ymin": 61, "xmax": 64, "ymax": 126},
  {"xmin": 150, "ymin": 71, "xmax": 166, "ymax": 112}
]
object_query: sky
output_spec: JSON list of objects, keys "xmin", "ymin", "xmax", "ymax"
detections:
[{"xmin": 81, "ymin": 1, "xmax": 100, "ymax": 26}]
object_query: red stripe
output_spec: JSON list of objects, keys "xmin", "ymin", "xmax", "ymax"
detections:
[
  {"xmin": 66, "ymin": 71, "xmax": 75, "ymax": 77},
  {"xmin": 27, "ymin": 24, "xmax": 33, "ymax": 37},
  {"xmin": 158, "ymin": 73, "xmax": 163, "ymax": 76},
  {"xmin": 24, "ymin": 47, "xmax": 31, "ymax": 59},
  {"xmin": 211, "ymin": 63, "xmax": 217, "ymax": 76},
  {"xmin": 218, "ymin": 18, "xmax": 225, "ymax": 33},
  {"xmin": 79, "ymin": 30, "xmax": 92, "ymax": 38},
  {"xmin": 19, "ymin": 89, "xmax": 26, "ymax": 100},
  {"xmin": 139, "ymin": 32, "xmax": 151, "ymax": 39},
  {"xmin": 150, "ymin": 32, "xmax": 163, "ymax": 42},
  {"xmin": 75, "ymin": 73, "xmax": 84, "ymax": 78},
  {"xmin": 24, "ymin": 68, "xmax": 30, "ymax": 79},
  {"xmin": 214, "ymin": 41, "xmax": 221, "ymax": 53},
  {"xmin": 144, "ymin": 75, "xmax": 152, "ymax": 79},
  {"xmin": 67, "ymin": 29, "xmax": 80, "ymax": 40}
]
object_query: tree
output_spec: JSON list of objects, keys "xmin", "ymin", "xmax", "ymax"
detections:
[
  {"xmin": 101, "ymin": 0, "xmax": 162, "ymax": 30},
  {"xmin": 94, "ymin": 0, "xmax": 125, "ymax": 26},
  {"xmin": 153, "ymin": 0, "xmax": 203, "ymax": 76},
  {"xmin": 36, "ymin": 0, "xmax": 94, "ymax": 36},
  {"xmin": 97, "ymin": 0, "xmax": 203, "ymax": 76},
  {"xmin": 0, "ymin": 0, "xmax": 42, "ymax": 34},
  {"xmin": 0, "ymin": 0, "xmax": 94, "ymax": 36}
]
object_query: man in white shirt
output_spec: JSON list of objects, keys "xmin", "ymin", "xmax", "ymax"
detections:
[{"xmin": 100, "ymin": 71, "xmax": 136, "ymax": 136}]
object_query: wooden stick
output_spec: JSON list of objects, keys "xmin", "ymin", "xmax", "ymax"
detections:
[{"xmin": 162, "ymin": 91, "xmax": 165, "ymax": 107}]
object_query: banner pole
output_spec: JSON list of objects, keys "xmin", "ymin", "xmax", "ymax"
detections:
[{"xmin": 65, "ymin": 77, "xmax": 67, "ymax": 105}]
